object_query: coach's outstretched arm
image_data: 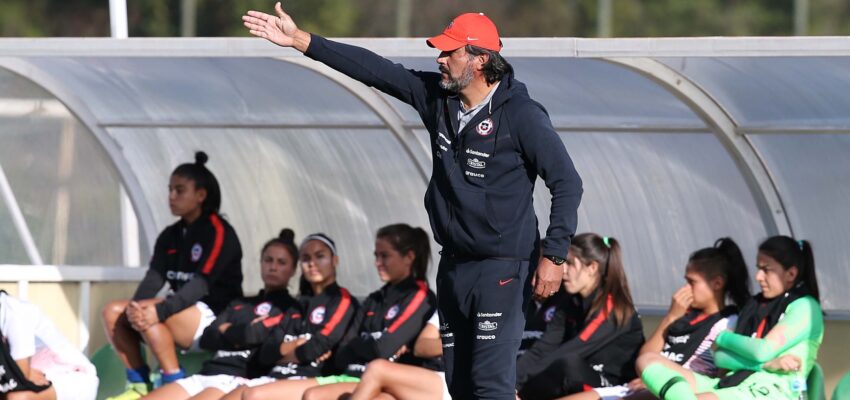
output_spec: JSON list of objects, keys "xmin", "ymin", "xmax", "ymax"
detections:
[
  {"xmin": 244, "ymin": 2, "xmax": 434, "ymax": 110},
  {"xmin": 243, "ymin": 2, "xmax": 311, "ymax": 52}
]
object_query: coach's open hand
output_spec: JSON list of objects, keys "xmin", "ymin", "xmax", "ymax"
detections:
[
  {"xmin": 242, "ymin": 2, "xmax": 312, "ymax": 53},
  {"xmin": 532, "ymin": 257, "xmax": 562, "ymax": 298}
]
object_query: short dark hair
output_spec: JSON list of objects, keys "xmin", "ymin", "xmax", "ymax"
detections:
[{"xmin": 465, "ymin": 45, "xmax": 513, "ymax": 84}]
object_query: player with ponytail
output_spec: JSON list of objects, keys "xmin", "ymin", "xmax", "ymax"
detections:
[
  {"xmin": 516, "ymin": 233, "xmax": 644, "ymax": 399},
  {"xmin": 639, "ymin": 236, "xmax": 823, "ymax": 400},
  {"xmin": 101, "ymin": 152, "xmax": 244, "ymax": 400}
]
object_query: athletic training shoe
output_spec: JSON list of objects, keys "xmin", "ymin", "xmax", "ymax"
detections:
[{"xmin": 106, "ymin": 382, "xmax": 151, "ymax": 400}]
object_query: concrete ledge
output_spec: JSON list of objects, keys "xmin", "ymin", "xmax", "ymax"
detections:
[
  {"xmin": 1, "ymin": 36, "xmax": 850, "ymax": 57},
  {"xmin": 0, "ymin": 265, "xmax": 146, "ymax": 282}
]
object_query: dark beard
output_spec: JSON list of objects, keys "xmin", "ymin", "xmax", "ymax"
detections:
[{"xmin": 439, "ymin": 64, "xmax": 474, "ymax": 92}]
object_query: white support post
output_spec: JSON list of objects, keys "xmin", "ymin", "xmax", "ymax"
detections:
[
  {"xmin": 52, "ymin": 118, "xmax": 75, "ymax": 265},
  {"xmin": 109, "ymin": 0, "xmax": 129, "ymax": 39},
  {"xmin": 181, "ymin": 0, "xmax": 197, "ymax": 37},
  {"xmin": 78, "ymin": 281, "xmax": 91, "ymax": 353},
  {"xmin": 597, "ymin": 0, "xmax": 612, "ymax": 38},
  {"xmin": 794, "ymin": 0, "xmax": 809, "ymax": 36},
  {"xmin": 121, "ymin": 186, "xmax": 141, "ymax": 267},
  {"xmin": 395, "ymin": 0, "xmax": 412, "ymax": 37}
]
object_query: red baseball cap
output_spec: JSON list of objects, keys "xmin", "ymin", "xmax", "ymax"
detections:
[{"xmin": 427, "ymin": 13, "xmax": 502, "ymax": 52}]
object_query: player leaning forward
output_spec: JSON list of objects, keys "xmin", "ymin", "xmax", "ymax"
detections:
[{"xmin": 243, "ymin": 4, "xmax": 583, "ymax": 399}]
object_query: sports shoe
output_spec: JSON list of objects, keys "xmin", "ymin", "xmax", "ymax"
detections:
[{"xmin": 106, "ymin": 382, "xmax": 151, "ymax": 400}]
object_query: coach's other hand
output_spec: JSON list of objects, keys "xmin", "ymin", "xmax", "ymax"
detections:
[{"xmin": 532, "ymin": 257, "xmax": 562, "ymax": 298}]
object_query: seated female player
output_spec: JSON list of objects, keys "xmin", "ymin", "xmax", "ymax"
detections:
[
  {"xmin": 221, "ymin": 232, "xmax": 356, "ymax": 400},
  {"xmin": 140, "ymin": 229, "xmax": 301, "ymax": 400},
  {"xmin": 298, "ymin": 224, "xmax": 437, "ymax": 400},
  {"xmin": 347, "ymin": 309, "xmax": 451, "ymax": 400},
  {"xmin": 564, "ymin": 237, "xmax": 751, "ymax": 400},
  {"xmin": 638, "ymin": 236, "xmax": 823, "ymax": 400},
  {"xmin": 102, "ymin": 152, "xmax": 243, "ymax": 400},
  {"xmin": 515, "ymin": 233, "xmax": 644, "ymax": 400}
]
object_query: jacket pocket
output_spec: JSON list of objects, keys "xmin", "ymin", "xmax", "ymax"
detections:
[
  {"xmin": 483, "ymin": 188, "xmax": 532, "ymax": 236},
  {"xmin": 447, "ymin": 185, "xmax": 502, "ymax": 256}
]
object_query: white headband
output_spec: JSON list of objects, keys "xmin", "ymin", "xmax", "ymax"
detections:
[{"xmin": 301, "ymin": 233, "xmax": 337, "ymax": 255}]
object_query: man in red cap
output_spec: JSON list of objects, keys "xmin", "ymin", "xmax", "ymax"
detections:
[{"xmin": 243, "ymin": 4, "xmax": 583, "ymax": 399}]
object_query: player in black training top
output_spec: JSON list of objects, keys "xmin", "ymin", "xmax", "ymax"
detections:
[
  {"xmin": 231, "ymin": 233, "xmax": 357, "ymax": 400},
  {"xmin": 101, "ymin": 152, "xmax": 243, "ymax": 399},
  {"xmin": 249, "ymin": 224, "xmax": 437, "ymax": 400},
  {"xmin": 143, "ymin": 229, "xmax": 300, "ymax": 400},
  {"xmin": 516, "ymin": 234, "xmax": 644, "ymax": 400}
]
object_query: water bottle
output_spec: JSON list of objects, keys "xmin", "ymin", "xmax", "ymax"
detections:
[{"xmin": 790, "ymin": 373, "xmax": 808, "ymax": 400}]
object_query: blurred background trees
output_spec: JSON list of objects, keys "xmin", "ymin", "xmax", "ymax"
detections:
[{"xmin": 1, "ymin": 0, "xmax": 850, "ymax": 38}]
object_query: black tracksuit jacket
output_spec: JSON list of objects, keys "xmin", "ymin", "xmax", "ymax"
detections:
[
  {"xmin": 305, "ymin": 35, "xmax": 583, "ymax": 260},
  {"xmin": 257, "ymin": 283, "xmax": 358, "ymax": 378},
  {"xmin": 198, "ymin": 289, "xmax": 301, "ymax": 378},
  {"xmin": 516, "ymin": 292, "xmax": 644, "ymax": 392},
  {"xmin": 332, "ymin": 277, "xmax": 438, "ymax": 377}
]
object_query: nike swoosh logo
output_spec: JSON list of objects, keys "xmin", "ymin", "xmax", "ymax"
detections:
[
  {"xmin": 467, "ymin": 37, "xmax": 479, "ymax": 41},
  {"xmin": 499, "ymin": 278, "xmax": 514, "ymax": 286}
]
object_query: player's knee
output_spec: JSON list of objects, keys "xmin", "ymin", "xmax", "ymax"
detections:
[
  {"xmin": 366, "ymin": 359, "xmax": 392, "ymax": 375},
  {"xmin": 102, "ymin": 300, "xmax": 128, "ymax": 322},
  {"xmin": 7, "ymin": 391, "xmax": 38, "ymax": 400},
  {"xmin": 241, "ymin": 387, "xmax": 259, "ymax": 400},
  {"xmin": 301, "ymin": 386, "xmax": 321, "ymax": 400},
  {"xmin": 635, "ymin": 352, "xmax": 662, "ymax": 373}
]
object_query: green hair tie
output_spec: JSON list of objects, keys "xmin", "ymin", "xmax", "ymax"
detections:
[
  {"xmin": 603, "ymin": 236, "xmax": 611, "ymax": 248},
  {"xmin": 797, "ymin": 240, "xmax": 804, "ymax": 250}
]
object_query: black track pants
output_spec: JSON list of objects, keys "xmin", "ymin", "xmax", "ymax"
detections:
[{"xmin": 437, "ymin": 256, "xmax": 529, "ymax": 400}]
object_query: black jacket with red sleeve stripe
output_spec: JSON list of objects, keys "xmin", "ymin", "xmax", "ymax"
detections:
[
  {"xmin": 516, "ymin": 291, "xmax": 644, "ymax": 389},
  {"xmin": 296, "ymin": 283, "xmax": 358, "ymax": 375},
  {"xmin": 257, "ymin": 283, "xmax": 359, "ymax": 378},
  {"xmin": 198, "ymin": 289, "xmax": 302, "ymax": 378},
  {"xmin": 332, "ymin": 277, "xmax": 437, "ymax": 377},
  {"xmin": 132, "ymin": 212, "xmax": 243, "ymax": 321}
]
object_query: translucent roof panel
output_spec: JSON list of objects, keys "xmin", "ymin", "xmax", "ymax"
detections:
[
  {"xmin": 748, "ymin": 133, "xmax": 850, "ymax": 312},
  {"xmin": 532, "ymin": 131, "xmax": 767, "ymax": 308},
  {"xmin": 379, "ymin": 57, "xmax": 705, "ymax": 130},
  {"xmin": 107, "ymin": 127, "xmax": 432, "ymax": 296},
  {"xmin": 0, "ymin": 67, "xmax": 51, "ymax": 100},
  {"xmin": 27, "ymin": 58, "xmax": 383, "ymax": 126},
  {"xmin": 411, "ymin": 129, "xmax": 431, "ymax": 155},
  {"xmin": 660, "ymin": 57, "xmax": 850, "ymax": 129},
  {"xmin": 0, "ymin": 192, "xmax": 30, "ymax": 264},
  {"xmin": 0, "ymin": 69, "xmax": 125, "ymax": 266}
]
